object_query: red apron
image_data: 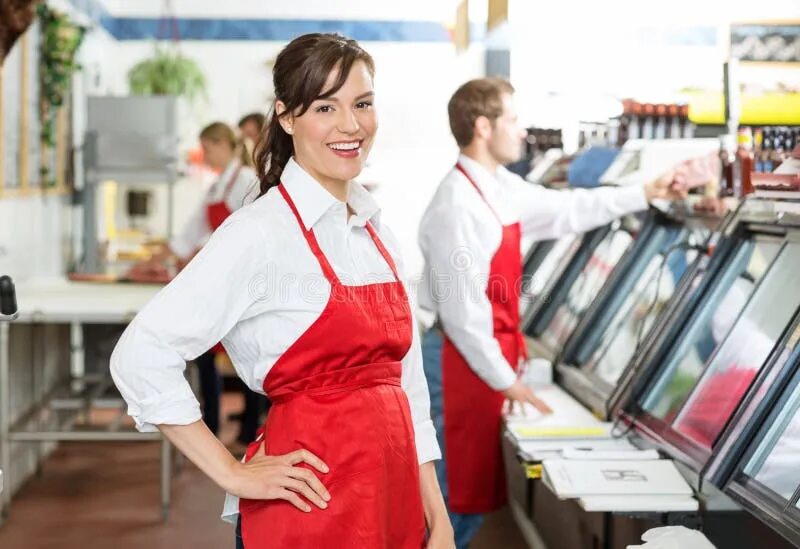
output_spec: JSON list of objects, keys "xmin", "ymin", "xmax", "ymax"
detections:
[
  {"xmin": 206, "ymin": 164, "xmax": 242, "ymax": 354},
  {"xmin": 206, "ymin": 163, "xmax": 243, "ymax": 231},
  {"xmin": 441, "ymin": 163, "xmax": 525, "ymax": 514},
  {"xmin": 239, "ymin": 183, "xmax": 426, "ymax": 548}
]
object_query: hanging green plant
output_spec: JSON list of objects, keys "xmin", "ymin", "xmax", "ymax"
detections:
[
  {"xmin": 127, "ymin": 47, "xmax": 206, "ymax": 102},
  {"xmin": 37, "ymin": 2, "xmax": 85, "ymax": 183}
]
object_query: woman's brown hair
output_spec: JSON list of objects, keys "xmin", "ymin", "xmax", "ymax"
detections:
[
  {"xmin": 254, "ymin": 33, "xmax": 375, "ymax": 197},
  {"xmin": 199, "ymin": 121, "xmax": 253, "ymax": 168}
]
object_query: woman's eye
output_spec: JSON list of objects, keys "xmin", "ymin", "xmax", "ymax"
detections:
[
  {"xmin": 356, "ymin": 101, "xmax": 373, "ymax": 110},
  {"xmin": 316, "ymin": 105, "xmax": 333, "ymax": 113}
]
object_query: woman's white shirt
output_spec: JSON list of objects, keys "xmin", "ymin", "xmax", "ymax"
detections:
[
  {"xmin": 169, "ymin": 160, "xmax": 259, "ymax": 259},
  {"xmin": 110, "ymin": 158, "xmax": 439, "ymax": 469}
]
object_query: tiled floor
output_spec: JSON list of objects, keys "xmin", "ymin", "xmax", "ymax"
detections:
[{"xmin": 0, "ymin": 394, "xmax": 530, "ymax": 548}]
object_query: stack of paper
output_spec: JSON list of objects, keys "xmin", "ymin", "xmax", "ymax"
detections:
[
  {"xmin": 540, "ymin": 459, "xmax": 698, "ymax": 512},
  {"xmin": 542, "ymin": 459, "xmax": 693, "ymax": 499},
  {"xmin": 515, "ymin": 437, "xmax": 638, "ymax": 462},
  {"xmin": 507, "ymin": 422, "xmax": 613, "ymax": 443}
]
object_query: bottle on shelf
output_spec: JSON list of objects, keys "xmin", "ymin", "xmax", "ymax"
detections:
[
  {"xmin": 753, "ymin": 128, "xmax": 764, "ymax": 172},
  {"xmin": 719, "ymin": 134, "xmax": 736, "ymax": 197},
  {"xmin": 641, "ymin": 103, "xmax": 655, "ymax": 139},
  {"xmin": 762, "ymin": 128, "xmax": 774, "ymax": 172},
  {"xmin": 783, "ymin": 128, "xmax": 795, "ymax": 158},
  {"xmin": 770, "ymin": 128, "xmax": 785, "ymax": 171},
  {"xmin": 680, "ymin": 105, "xmax": 695, "ymax": 138},
  {"xmin": 737, "ymin": 127, "xmax": 754, "ymax": 196},
  {"xmin": 654, "ymin": 104, "xmax": 668, "ymax": 140},
  {"xmin": 628, "ymin": 101, "xmax": 642, "ymax": 141},
  {"xmin": 668, "ymin": 104, "xmax": 681, "ymax": 139}
]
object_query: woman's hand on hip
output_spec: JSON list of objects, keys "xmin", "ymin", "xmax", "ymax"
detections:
[{"xmin": 225, "ymin": 448, "xmax": 331, "ymax": 512}]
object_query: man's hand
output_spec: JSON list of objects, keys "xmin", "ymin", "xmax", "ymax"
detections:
[
  {"xmin": 503, "ymin": 380, "xmax": 552, "ymax": 415},
  {"xmin": 645, "ymin": 153, "xmax": 722, "ymax": 202},
  {"xmin": 644, "ymin": 170, "xmax": 688, "ymax": 202}
]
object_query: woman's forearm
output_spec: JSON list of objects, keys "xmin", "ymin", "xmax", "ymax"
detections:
[
  {"xmin": 159, "ymin": 420, "xmax": 239, "ymax": 492},
  {"xmin": 419, "ymin": 461, "xmax": 451, "ymax": 530}
]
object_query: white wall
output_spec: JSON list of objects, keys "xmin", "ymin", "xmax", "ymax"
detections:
[{"xmin": 0, "ymin": 194, "xmax": 72, "ymax": 283}]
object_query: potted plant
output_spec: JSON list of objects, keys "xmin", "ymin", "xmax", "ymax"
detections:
[{"xmin": 127, "ymin": 47, "xmax": 206, "ymax": 102}]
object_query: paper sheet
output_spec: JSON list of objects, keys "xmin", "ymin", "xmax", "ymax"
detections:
[{"xmin": 542, "ymin": 459, "xmax": 694, "ymax": 498}]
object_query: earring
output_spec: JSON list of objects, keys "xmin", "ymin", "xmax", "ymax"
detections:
[{"xmin": 285, "ymin": 126, "xmax": 293, "ymax": 134}]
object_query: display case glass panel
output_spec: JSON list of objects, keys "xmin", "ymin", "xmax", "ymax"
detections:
[
  {"xmin": 673, "ymin": 243, "xmax": 800, "ymax": 448},
  {"xmin": 521, "ymin": 235, "xmax": 579, "ymax": 310},
  {"xmin": 539, "ymin": 228, "xmax": 634, "ymax": 352},
  {"xmin": 741, "ymin": 352, "xmax": 800, "ymax": 500},
  {"xmin": 583, "ymin": 226, "xmax": 709, "ymax": 385},
  {"xmin": 640, "ymin": 235, "xmax": 783, "ymax": 422}
]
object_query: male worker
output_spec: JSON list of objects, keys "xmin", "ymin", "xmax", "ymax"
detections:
[{"xmin": 418, "ymin": 77, "xmax": 687, "ymax": 548}]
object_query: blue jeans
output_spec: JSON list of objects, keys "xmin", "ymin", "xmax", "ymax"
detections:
[
  {"xmin": 235, "ymin": 516, "xmax": 244, "ymax": 548},
  {"xmin": 422, "ymin": 329, "xmax": 485, "ymax": 549}
]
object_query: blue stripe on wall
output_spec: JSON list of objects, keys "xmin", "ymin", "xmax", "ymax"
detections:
[
  {"xmin": 64, "ymin": 0, "xmax": 450, "ymax": 43},
  {"xmin": 109, "ymin": 18, "xmax": 450, "ymax": 42}
]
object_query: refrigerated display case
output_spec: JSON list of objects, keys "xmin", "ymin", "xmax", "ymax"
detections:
[
  {"xmin": 520, "ymin": 234, "xmax": 580, "ymax": 319},
  {"xmin": 555, "ymin": 204, "xmax": 724, "ymax": 416},
  {"xmin": 522, "ymin": 218, "xmax": 634, "ymax": 362},
  {"xmin": 616, "ymin": 196, "xmax": 800, "ymax": 471},
  {"xmin": 720, "ymin": 317, "xmax": 800, "ymax": 546}
]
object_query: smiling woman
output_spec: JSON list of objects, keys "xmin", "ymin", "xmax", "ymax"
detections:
[
  {"xmin": 110, "ymin": 32, "xmax": 453, "ymax": 549},
  {"xmin": 254, "ymin": 33, "xmax": 377, "ymax": 202}
]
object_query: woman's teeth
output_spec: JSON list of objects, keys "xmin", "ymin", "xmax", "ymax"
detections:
[{"xmin": 328, "ymin": 141, "xmax": 360, "ymax": 151}]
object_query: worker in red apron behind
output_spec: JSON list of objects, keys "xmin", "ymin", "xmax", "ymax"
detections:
[
  {"xmin": 418, "ymin": 77, "xmax": 690, "ymax": 548},
  {"xmin": 129, "ymin": 121, "xmax": 256, "ymax": 439}
]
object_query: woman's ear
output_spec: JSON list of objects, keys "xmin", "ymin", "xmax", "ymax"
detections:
[{"xmin": 275, "ymin": 100, "xmax": 294, "ymax": 135}]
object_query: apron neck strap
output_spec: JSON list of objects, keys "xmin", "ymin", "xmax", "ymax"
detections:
[
  {"xmin": 278, "ymin": 184, "xmax": 341, "ymax": 285},
  {"xmin": 277, "ymin": 184, "xmax": 402, "ymax": 286},
  {"xmin": 455, "ymin": 162, "xmax": 502, "ymax": 223},
  {"xmin": 365, "ymin": 223, "xmax": 402, "ymax": 283}
]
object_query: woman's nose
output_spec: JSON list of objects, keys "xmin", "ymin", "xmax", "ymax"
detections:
[{"xmin": 337, "ymin": 109, "xmax": 360, "ymax": 134}]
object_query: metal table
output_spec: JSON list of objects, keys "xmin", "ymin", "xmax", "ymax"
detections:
[{"xmin": 0, "ymin": 278, "xmax": 174, "ymax": 521}]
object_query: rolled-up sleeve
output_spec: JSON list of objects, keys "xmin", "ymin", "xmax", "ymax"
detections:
[
  {"xmin": 402, "ymin": 305, "xmax": 442, "ymax": 464},
  {"xmin": 382, "ymin": 226, "xmax": 441, "ymax": 464},
  {"xmin": 111, "ymin": 213, "xmax": 266, "ymax": 432}
]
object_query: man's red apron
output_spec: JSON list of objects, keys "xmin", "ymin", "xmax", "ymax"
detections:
[
  {"xmin": 238, "ymin": 183, "xmax": 426, "ymax": 548},
  {"xmin": 441, "ymin": 163, "xmax": 525, "ymax": 514},
  {"xmin": 206, "ymin": 163, "xmax": 242, "ymax": 354}
]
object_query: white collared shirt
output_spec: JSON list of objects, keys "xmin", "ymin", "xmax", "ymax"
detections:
[
  {"xmin": 417, "ymin": 154, "xmax": 649, "ymax": 390},
  {"xmin": 111, "ymin": 157, "xmax": 440, "ymax": 520},
  {"xmin": 169, "ymin": 160, "xmax": 258, "ymax": 259}
]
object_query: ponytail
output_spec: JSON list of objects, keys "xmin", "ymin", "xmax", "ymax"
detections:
[
  {"xmin": 254, "ymin": 106, "xmax": 293, "ymax": 197},
  {"xmin": 236, "ymin": 137, "xmax": 255, "ymax": 168}
]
